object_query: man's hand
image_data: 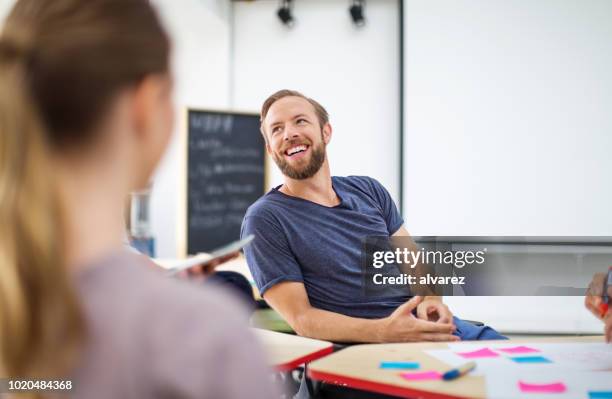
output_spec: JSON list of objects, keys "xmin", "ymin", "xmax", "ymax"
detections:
[
  {"xmin": 378, "ymin": 296, "xmax": 459, "ymax": 343},
  {"xmin": 416, "ymin": 297, "xmax": 453, "ymax": 324}
]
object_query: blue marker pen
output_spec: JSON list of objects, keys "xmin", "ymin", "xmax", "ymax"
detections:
[{"xmin": 442, "ymin": 361, "xmax": 476, "ymax": 381}]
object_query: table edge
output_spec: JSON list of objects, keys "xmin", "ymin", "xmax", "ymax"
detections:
[
  {"xmin": 307, "ymin": 368, "xmax": 478, "ymax": 399},
  {"xmin": 275, "ymin": 345, "xmax": 334, "ymax": 372}
]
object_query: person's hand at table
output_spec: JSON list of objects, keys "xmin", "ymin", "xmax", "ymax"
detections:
[
  {"xmin": 585, "ymin": 273, "xmax": 609, "ymax": 320},
  {"xmin": 378, "ymin": 296, "xmax": 459, "ymax": 342},
  {"xmin": 584, "ymin": 272, "xmax": 612, "ymax": 342},
  {"xmin": 416, "ymin": 296, "xmax": 454, "ymax": 324}
]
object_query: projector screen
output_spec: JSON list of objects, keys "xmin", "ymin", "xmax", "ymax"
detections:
[{"xmin": 402, "ymin": 0, "xmax": 612, "ymax": 237}]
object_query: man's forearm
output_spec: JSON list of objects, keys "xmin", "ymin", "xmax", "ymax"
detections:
[{"xmin": 293, "ymin": 307, "xmax": 384, "ymax": 343}]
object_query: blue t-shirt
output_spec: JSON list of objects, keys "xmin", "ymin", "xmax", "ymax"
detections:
[{"xmin": 240, "ymin": 176, "xmax": 409, "ymax": 319}]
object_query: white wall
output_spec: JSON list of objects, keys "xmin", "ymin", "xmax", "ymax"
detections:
[
  {"xmin": 151, "ymin": 0, "xmax": 232, "ymax": 257},
  {"xmin": 232, "ymin": 0, "xmax": 400, "ymax": 198}
]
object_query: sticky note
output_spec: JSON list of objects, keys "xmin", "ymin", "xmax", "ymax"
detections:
[
  {"xmin": 457, "ymin": 348, "xmax": 499, "ymax": 359},
  {"xmin": 400, "ymin": 371, "xmax": 442, "ymax": 381},
  {"xmin": 518, "ymin": 381, "xmax": 566, "ymax": 393},
  {"xmin": 497, "ymin": 346, "xmax": 540, "ymax": 354},
  {"xmin": 589, "ymin": 392, "xmax": 612, "ymax": 399},
  {"xmin": 379, "ymin": 361, "xmax": 419, "ymax": 370},
  {"xmin": 510, "ymin": 356, "xmax": 552, "ymax": 364}
]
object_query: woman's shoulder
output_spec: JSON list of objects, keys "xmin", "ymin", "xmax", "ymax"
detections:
[{"xmin": 72, "ymin": 250, "xmax": 270, "ymax": 398}]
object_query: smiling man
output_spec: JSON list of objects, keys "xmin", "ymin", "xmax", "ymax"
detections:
[{"xmin": 241, "ymin": 89, "xmax": 505, "ymax": 343}]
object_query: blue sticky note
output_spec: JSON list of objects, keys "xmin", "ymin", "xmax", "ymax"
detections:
[
  {"xmin": 589, "ymin": 392, "xmax": 612, "ymax": 399},
  {"xmin": 379, "ymin": 361, "xmax": 420, "ymax": 370},
  {"xmin": 510, "ymin": 356, "xmax": 552, "ymax": 364}
]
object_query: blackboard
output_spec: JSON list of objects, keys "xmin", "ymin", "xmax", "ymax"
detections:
[{"xmin": 187, "ymin": 110, "xmax": 265, "ymax": 254}]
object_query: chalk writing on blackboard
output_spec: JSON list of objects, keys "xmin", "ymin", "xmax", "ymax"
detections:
[{"xmin": 187, "ymin": 110, "xmax": 265, "ymax": 253}]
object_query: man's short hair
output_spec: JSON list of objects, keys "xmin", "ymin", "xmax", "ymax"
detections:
[{"xmin": 260, "ymin": 90, "xmax": 329, "ymax": 139}]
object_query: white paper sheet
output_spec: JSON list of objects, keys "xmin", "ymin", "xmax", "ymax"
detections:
[
  {"xmin": 484, "ymin": 369, "xmax": 612, "ymax": 399},
  {"xmin": 425, "ymin": 343, "xmax": 612, "ymax": 398},
  {"xmin": 426, "ymin": 343, "xmax": 612, "ymax": 372}
]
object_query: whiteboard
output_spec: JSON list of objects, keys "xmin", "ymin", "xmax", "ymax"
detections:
[{"xmin": 403, "ymin": 0, "xmax": 612, "ymax": 237}]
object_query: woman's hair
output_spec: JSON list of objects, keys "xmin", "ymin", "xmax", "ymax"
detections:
[{"xmin": 0, "ymin": 0, "xmax": 170, "ymax": 382}]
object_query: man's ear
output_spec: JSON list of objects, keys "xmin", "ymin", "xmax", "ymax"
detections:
[{"xmin": 322, "ymin": 122, "xmax": 332, "ymax": 144}]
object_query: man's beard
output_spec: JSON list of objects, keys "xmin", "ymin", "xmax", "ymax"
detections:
[{"xmin": 273, "ymin": 139, "xmax": 326, "ymax": 180}]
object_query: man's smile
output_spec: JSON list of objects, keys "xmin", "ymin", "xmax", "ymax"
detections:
[{"xmin": 284, "ymin": 144, "xmax": 310, "ymax": 160}]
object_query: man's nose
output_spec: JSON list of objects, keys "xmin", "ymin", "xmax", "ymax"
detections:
[{"xmin": 283, "ymin": 126, "xmax": 299, "ymax": 141}]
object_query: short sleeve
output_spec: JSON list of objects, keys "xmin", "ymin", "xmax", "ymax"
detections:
[
  {"xmin": 241, "ymin": 213, "xmax": 304, "ymax": 295},
  {"xmin": 364, "ymin": 177, "xmax": 404, "ymax": 235}
]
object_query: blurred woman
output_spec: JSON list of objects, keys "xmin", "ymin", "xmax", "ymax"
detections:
[{"xmin": 0, "ymin": 0, "xmax": 278, "ymax": 397}]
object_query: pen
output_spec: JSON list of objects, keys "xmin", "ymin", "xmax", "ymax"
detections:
[
  {"xmin": 442, "ymin": 361, "xmax": 476, "ymax": 381},
  {"xmin": 598, "ymin": 266, "xmax": 612, "ymax": 318}
]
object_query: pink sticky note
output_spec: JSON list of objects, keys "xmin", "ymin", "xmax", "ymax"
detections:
[
  {"xmin": 400, "ymin": 371, "xmax": 443, "ymax": 381},
  {"xmin": 519, "ymin": 381, "xmax": 567, "ymax": 393},
  {"xmin": 457, "ymin": 348, "xmax": 499, "ymax": 359},
  {"xmin": 497, "ymin": 346, "xmax": 540, "ymax": 355}
]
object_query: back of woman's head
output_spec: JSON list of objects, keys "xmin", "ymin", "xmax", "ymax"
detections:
[{"xmin": 0, "ymin": 0, "xmax": 169, "ymax": 383}]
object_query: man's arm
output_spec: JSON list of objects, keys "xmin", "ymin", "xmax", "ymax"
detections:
[
  {"xmin": 263, "ymin": 281, "xmax": 458, "ymax": 343},
  {"xmin": 392, "ymin": 225, "xmax": 453, "ymax": 324}
]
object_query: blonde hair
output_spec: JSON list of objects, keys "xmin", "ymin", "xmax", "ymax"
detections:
[{"xmin": 0, "ymin": 0, "xmax": 169, "ymax": 390}]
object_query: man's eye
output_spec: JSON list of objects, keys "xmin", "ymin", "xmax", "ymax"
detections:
[
  {"xmin": 272, "ymin": 126, "xmax": 281, "ymax": 134},
  {"xmin": 297, "ymin": 119, "xmax": 306, "ymax": 124}
]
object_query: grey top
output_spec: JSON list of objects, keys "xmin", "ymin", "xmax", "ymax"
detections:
[{"xmin": 71, "ymin": 249, "xmax": 279, "ymax": 399}]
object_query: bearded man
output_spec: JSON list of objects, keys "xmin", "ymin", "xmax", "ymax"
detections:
[{"xmin": 241, "ymin": 89, "xmax": 504, "ymax": 342}]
